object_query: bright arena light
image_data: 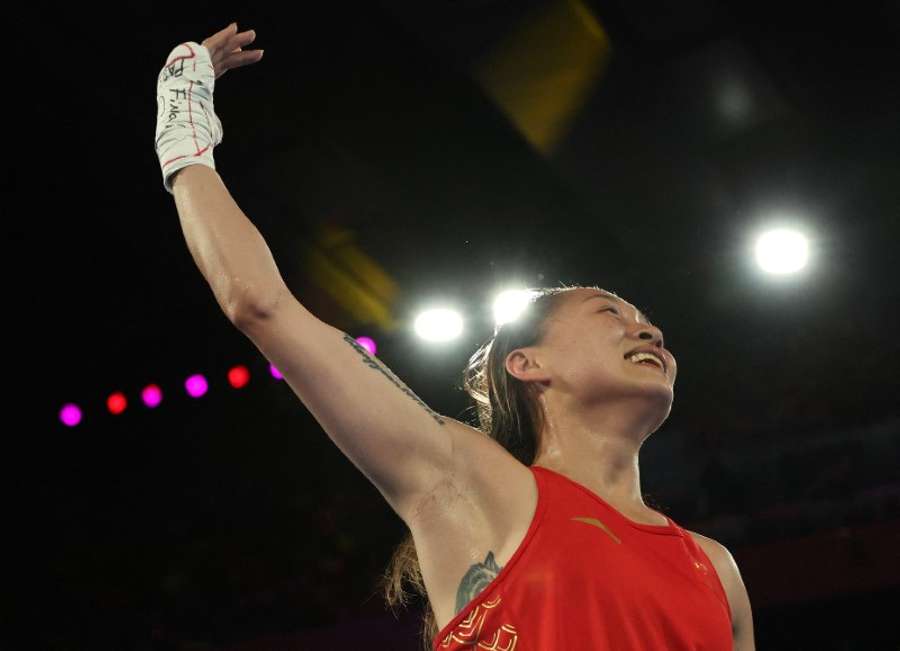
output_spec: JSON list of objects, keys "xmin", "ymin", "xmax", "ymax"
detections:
[
  {"xmin": 754, "ymin": 227, "xmax": 810, "ymax": 275},
  {"xmin": 414, "ymin": 307, "xmax": 464, "ymax": 342},
  {"xmin": 493, "ymin": 289, "xmax": 537, "ymax": 328}
]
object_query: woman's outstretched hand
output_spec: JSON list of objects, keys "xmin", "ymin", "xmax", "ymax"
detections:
[{"xmin": 201, "ymin": 22, "xmax": 263, "ymax": 80}]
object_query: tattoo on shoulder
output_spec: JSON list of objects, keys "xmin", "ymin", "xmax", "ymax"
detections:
[
  {"xmin": 455, "ymin": 551, "xmax": 503, "ymax": 614},
  {"xmin": 342, "ymin": 334, "xmax": 446, "ymax": 426}
]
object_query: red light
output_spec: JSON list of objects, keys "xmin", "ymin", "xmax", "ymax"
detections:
[
  {"xmin": 228, "ymin": 365, "xmax": 250, "ymax": 389},
  {"xmin": 107, "ymin": 392, "xmax": 127, "ymax": 415}
]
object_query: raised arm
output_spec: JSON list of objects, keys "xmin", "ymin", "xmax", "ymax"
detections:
[
  {"xmin": 171, "ymin": 164, "xmax": 284, "ymax": 321},
  {"xmin": 172, "ymin": 165, "xmax": 458, "ymax": 514},
  {"xmin": 170, "ymin": 164, "xmax": 467, "ymax": 520}
]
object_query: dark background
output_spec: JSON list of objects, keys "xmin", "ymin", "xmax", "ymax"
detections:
[{"xmin": 12, "ymin": 0, "xmax": 900, "ymax": 649}]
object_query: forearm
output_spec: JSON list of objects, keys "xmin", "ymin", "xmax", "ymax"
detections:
[{"xmin": 171, "ymin": 165, "xmax": 286, "ymax": 322}]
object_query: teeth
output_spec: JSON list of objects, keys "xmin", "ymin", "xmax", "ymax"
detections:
[{"xmin": 627, "ymin": 352, "xmax": 664, "ymax": 370}]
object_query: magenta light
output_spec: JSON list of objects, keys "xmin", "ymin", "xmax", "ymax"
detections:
[
  {"xmin": 142, "ymin": 384, "xmax": 163, "ymax": 408},
  {"xmin": 356, "ymin": 336, "xmax": 377, "ymax": 356},
  {"xmin": 185, "ymin": 374, "xmax": 209, "ymax": 398},
  {"xmin": 59, "ymin": 403, "xmax": 82, "ymax": 427},
  {"xmin": 269, "ymin": 363, "xmax": 283, "ymax": 380}
]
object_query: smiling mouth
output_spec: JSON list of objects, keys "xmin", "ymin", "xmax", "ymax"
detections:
[{"xmin": 628, "ymin": 359, "xmax": 666, "ymax": 373}]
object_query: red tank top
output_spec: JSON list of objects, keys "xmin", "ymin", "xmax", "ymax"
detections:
[{"xmin": 434, "ymin": 465, "xmax": 733, "ymax": 651}]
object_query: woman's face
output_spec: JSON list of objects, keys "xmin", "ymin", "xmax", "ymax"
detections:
[{"xmin": 531, "ymin": 288, "xmax": 677, "ymax": 410}]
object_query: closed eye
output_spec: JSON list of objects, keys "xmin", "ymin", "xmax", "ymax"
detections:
[{"xmin": 600, "ymin": 307, "xmax": 619, "ymax": 315}]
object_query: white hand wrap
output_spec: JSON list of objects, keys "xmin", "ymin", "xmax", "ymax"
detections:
[{"xmin": 154, "ymin": 42, "xmax": 223, "ymax": 194}]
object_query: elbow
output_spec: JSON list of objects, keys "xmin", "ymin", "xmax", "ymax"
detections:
[
  {"xmin": 229, "ymin": 300, "xmax": 271, "ymax": 328},
  {"xmin": 227, "ymin": 283, "xmax": 286, "ymax": 328}
]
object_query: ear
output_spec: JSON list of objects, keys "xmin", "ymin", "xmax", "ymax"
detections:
[{"xmin": 505, "ymin": 347, "xmax": 552, "ymax": 385}]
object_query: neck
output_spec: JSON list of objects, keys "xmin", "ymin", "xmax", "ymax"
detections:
[{"xmin": 531, "ymin": 393, "xmax": 656, "ymax": 509}]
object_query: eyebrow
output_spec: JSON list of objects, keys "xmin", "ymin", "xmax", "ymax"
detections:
[{"xmin": 582, "ymin": 293, "xmax": 653, "ymax": 326}]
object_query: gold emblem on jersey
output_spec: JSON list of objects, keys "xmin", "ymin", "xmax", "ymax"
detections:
[{"xmin": 439, "ymin": 595, "xmax": 518, "ymax": 650}]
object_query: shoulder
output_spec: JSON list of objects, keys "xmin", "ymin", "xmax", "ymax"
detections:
[
  {"xmin": 686, "ymin": 530, "xmax": 756, "ymax": 650},
  {"xmin": 685, "ymin": 530, "xmax": 742, "ymax": 599},
  {"xmin": 686, "ymin": 530, "xmax": 733, "ymax": 568}
]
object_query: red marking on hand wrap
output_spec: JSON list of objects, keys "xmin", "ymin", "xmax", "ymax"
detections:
[
  {"xmin": 165, "ymin": 42, "xmax": 196, "ymax": 68},
  {"xmin": 161, "ymin": 43, "xmax": 214, "ymax": 171},
  {"xmin": 162, "ymin": 145, "xmax": 212, "ymax": 169}
]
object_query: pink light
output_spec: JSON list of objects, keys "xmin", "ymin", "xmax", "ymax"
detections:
[
  {"xmin": 185, "ymin": 374, "xmax": 208, "ymax": 398},
  {"xmin": 59, "ymin": 403, "xmax": 82, "ymax": 427},
  {"xmin": 269, "ymin": 363, "xmax": 283, "ymax": 380},
  {"xmin": 142, "ymin": 384, "xmax": 163, "ymax": 408},
  {"xmin": 107, "ymin": 392, "xmax": 127, "ymax": 415},
  {"xmin": 356, "ymin": 336, "xmax": 377, "ymax": 356},
  {"xmin": 228, "ymin": 365, "xmax": 250, "ymax": 389}
]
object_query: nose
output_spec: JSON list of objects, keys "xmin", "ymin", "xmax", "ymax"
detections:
[{"xmin": 636, "ymin": 324, "xmax": 664, "ymax": 349}]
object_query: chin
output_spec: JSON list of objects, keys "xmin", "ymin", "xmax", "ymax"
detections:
[
  {"xmin": 639, "ymin": 380, "xmax": 674, "ymax": 411},
  {"xmin": 645, "ymin": 396, "xmax": 674, "ymax": 435}
]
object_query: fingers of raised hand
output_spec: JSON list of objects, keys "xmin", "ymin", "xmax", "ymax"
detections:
[
  {"xmin": 201, "ymin": 23, "xmax": 263, "ymax": 78},
  {"xmin": 231, "ymin": 28, "xmax": 257, "ymax": 51},
  {"xmin": 201, "ymin": 22, "xmax": 238, "ymax": 52},
  {"xmin": 222, "ymin": 48, "xmax": 264, "ymax": 72}
]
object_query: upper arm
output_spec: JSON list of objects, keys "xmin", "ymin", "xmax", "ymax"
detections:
[
  {"xmin": 695, "ymin": 534, "xmax": 756, "ymax": 651},
  {"xmin": 233, "ymin": 289, "xmax": 472, "ymax": 523}
]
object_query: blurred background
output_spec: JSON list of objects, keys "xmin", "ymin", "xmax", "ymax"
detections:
[{"xmin": 12, "ymin": 0, "xmax": 900, "ymax": 649}]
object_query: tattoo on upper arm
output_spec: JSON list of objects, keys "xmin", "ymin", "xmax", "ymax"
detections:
[
  {"xmin": 343, "ymin": 334, "xmax": 446, "ymax": 426},
  {"xmin": 455, "ymin": 551, "xmax": 503, "ymax": 614}
]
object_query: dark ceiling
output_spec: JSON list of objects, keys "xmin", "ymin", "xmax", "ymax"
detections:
[
  {"xmin": 13, "ymin": 0, "xmax": 900, "ymax": 647},
  {"xmin": 26, "ymin": 0, "xmax": 899, "ymax": 432}
]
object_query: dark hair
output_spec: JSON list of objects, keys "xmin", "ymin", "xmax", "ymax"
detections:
[{"xmin": 377, "ymin": 284, "xmax": 604, "ymax": 650}]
